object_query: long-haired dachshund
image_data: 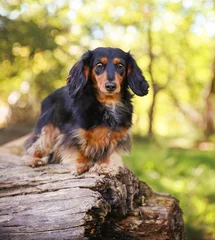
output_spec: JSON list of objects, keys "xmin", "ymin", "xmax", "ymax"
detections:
[{"xmin": 23, "ymin": 47, "xmax": 149, "ymax": 175}]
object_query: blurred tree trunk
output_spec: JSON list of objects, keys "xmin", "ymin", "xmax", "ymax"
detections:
[
  {"xmin": 147, "ymin": 21, "xmax": 162, "ymax": 138},
  {"xmin": 147, "ymin": 20, "xmax": 155, "ymax": 138},
  {"xmin": 148, "ymin": 84, "xmax": 160, "ymax": 138},
  {"xmin": 204, "ymin": 56, "xmax": 215, "ymax": 137}
]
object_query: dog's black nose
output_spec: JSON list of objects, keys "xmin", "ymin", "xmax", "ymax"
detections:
[{"xmin": 105, "ymin": 82, "xmax": 116, "ymax": 92}]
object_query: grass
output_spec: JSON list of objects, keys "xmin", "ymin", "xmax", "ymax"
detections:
[{"xmin": 123, "ymin": 137, "xmax": 215, "ymax": 240}]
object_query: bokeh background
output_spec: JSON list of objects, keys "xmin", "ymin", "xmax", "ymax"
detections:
[{"xmin": 0, "ymin": 0, "xmax": 215, "ymax": 239}]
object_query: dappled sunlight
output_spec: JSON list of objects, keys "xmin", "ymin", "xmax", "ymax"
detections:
[
  {"xmin": 0, "ymin": 104, "xmax": 11, "ymax": 127},
  {"xmin": 8, "ymin": 91, "xmax": 21, "ymax": 105},
  {"xmin": 12, "ymin": 43, "xmax": 30, "ymax": 57},
  {"xmin": 20, "ymin": 81, "xmax": 30, "ymax": 94}
]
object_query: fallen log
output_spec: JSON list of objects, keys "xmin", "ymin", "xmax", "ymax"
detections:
[{"xmin": 0, "ymin": 137, "xmax": 186, "ymax": 239}]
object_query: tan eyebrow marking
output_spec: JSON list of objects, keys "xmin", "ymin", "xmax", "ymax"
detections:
[
  {"xmin": 113, "ymin": 58, "xmax": 121, "ymax": 64},
  {"xmin": 100, "ymin": 57, "xmax": 108, "ymax": 64}
]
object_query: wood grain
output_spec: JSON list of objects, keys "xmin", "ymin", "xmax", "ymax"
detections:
[{"xmin": 0, "ymin": 136, "xmax": 186, "ymax": 239}]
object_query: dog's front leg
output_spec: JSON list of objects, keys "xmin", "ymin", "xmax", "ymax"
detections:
[
  {"xmin": 23, "ymin": 124, "xmax": 60, "ymax": 167},
  {"xmin": 61, "ymin": 150, "xmax": 91, "ymax": 176},
  {"xmin": 54, "ymin": 134, "xmax": 92, "ymax": 176}
]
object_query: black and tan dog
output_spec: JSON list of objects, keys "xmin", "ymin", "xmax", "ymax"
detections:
[{"xmin": 23, "ymin": 47, "xmax": 149, "ymax": 175}]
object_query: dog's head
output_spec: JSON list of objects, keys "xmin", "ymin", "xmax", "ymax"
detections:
[{"xmin": 67, "ymin": 47, "xmax": 149, "ymax": 100}]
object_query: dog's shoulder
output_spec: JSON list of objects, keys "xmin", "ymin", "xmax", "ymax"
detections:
[{"xmin": 41, "ymin": 86, "xmax": 71, "ymax": 110}]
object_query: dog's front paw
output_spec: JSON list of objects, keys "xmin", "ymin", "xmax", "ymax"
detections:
[
  {"xmin": 89, "ymin": 152, "xmax": 123, "ymax": 175},
  {"xmin": 22, "ymin": 155, "xmax": 49, "ymax": 168},
  {"xmin": 89, "ymin": 163, "xmax": 109, "ymax": 175},
  {"xmin": 69, "ymin": 162, "xmax": 89, "ymax": 176},
  {"xmin": 89, "ymin": 162, "xmax": 119, "ymax": 176}
]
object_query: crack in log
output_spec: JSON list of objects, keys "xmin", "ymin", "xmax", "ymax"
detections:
[{"xmin": 1, "ymin": 226, "xmax": 83, "ymax": 234}]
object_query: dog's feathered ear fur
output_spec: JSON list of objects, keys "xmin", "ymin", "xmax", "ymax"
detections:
[
  {"xmin": 127, "ymin": 52, "xmax": 149, "ymax": 96},
  {"xmin": 67, "ymin": 50, "xmax": 92, "ymax": 98}
]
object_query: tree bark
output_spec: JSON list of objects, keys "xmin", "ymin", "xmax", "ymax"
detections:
[
  {"xmin": 204, "ymin": 55, "xmax": 215, "ymax": 137},
  {"xmin": 147, "ymin": 21, "xmax": 164, "ymax": 138},
  {"xmin": 0, "ymin": 137, "xmax": 186, "ymax": 240}
]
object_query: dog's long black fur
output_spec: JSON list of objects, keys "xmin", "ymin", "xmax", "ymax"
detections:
[{"xmin": 24, "ymin": 47, "xmax": 149, "ymax": 174}]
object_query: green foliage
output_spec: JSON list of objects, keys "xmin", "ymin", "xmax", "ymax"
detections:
[{"xmin": 124, "ymin": 138, "xmax": 215, "ymax": 240}]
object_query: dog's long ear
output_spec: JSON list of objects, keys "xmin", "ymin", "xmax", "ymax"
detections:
[
  {"xmin": 67, "ymin": 50, "xmax": 92, "ymax": 98},
  {"xmin": 127, "ymin": 52, "xmax": 149, "ymax": 96}
]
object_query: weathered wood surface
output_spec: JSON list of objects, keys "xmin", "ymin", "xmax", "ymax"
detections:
[{"xmin": 0, "ymin": 137, "xmax": 186, "ymax": 239}]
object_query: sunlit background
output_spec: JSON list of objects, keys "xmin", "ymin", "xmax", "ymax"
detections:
[{"xmin": 0, "ymin": 0, "xmax": 215, "ymax": 239}]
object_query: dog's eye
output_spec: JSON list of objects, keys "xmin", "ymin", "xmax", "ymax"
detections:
[
  {"xmin": 117, "ymin": 63, "xmax": 124, "ymax": 69},
  {"xmin": 95, "ymin": 62, "xmax": 103, "ymax": 70}
]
